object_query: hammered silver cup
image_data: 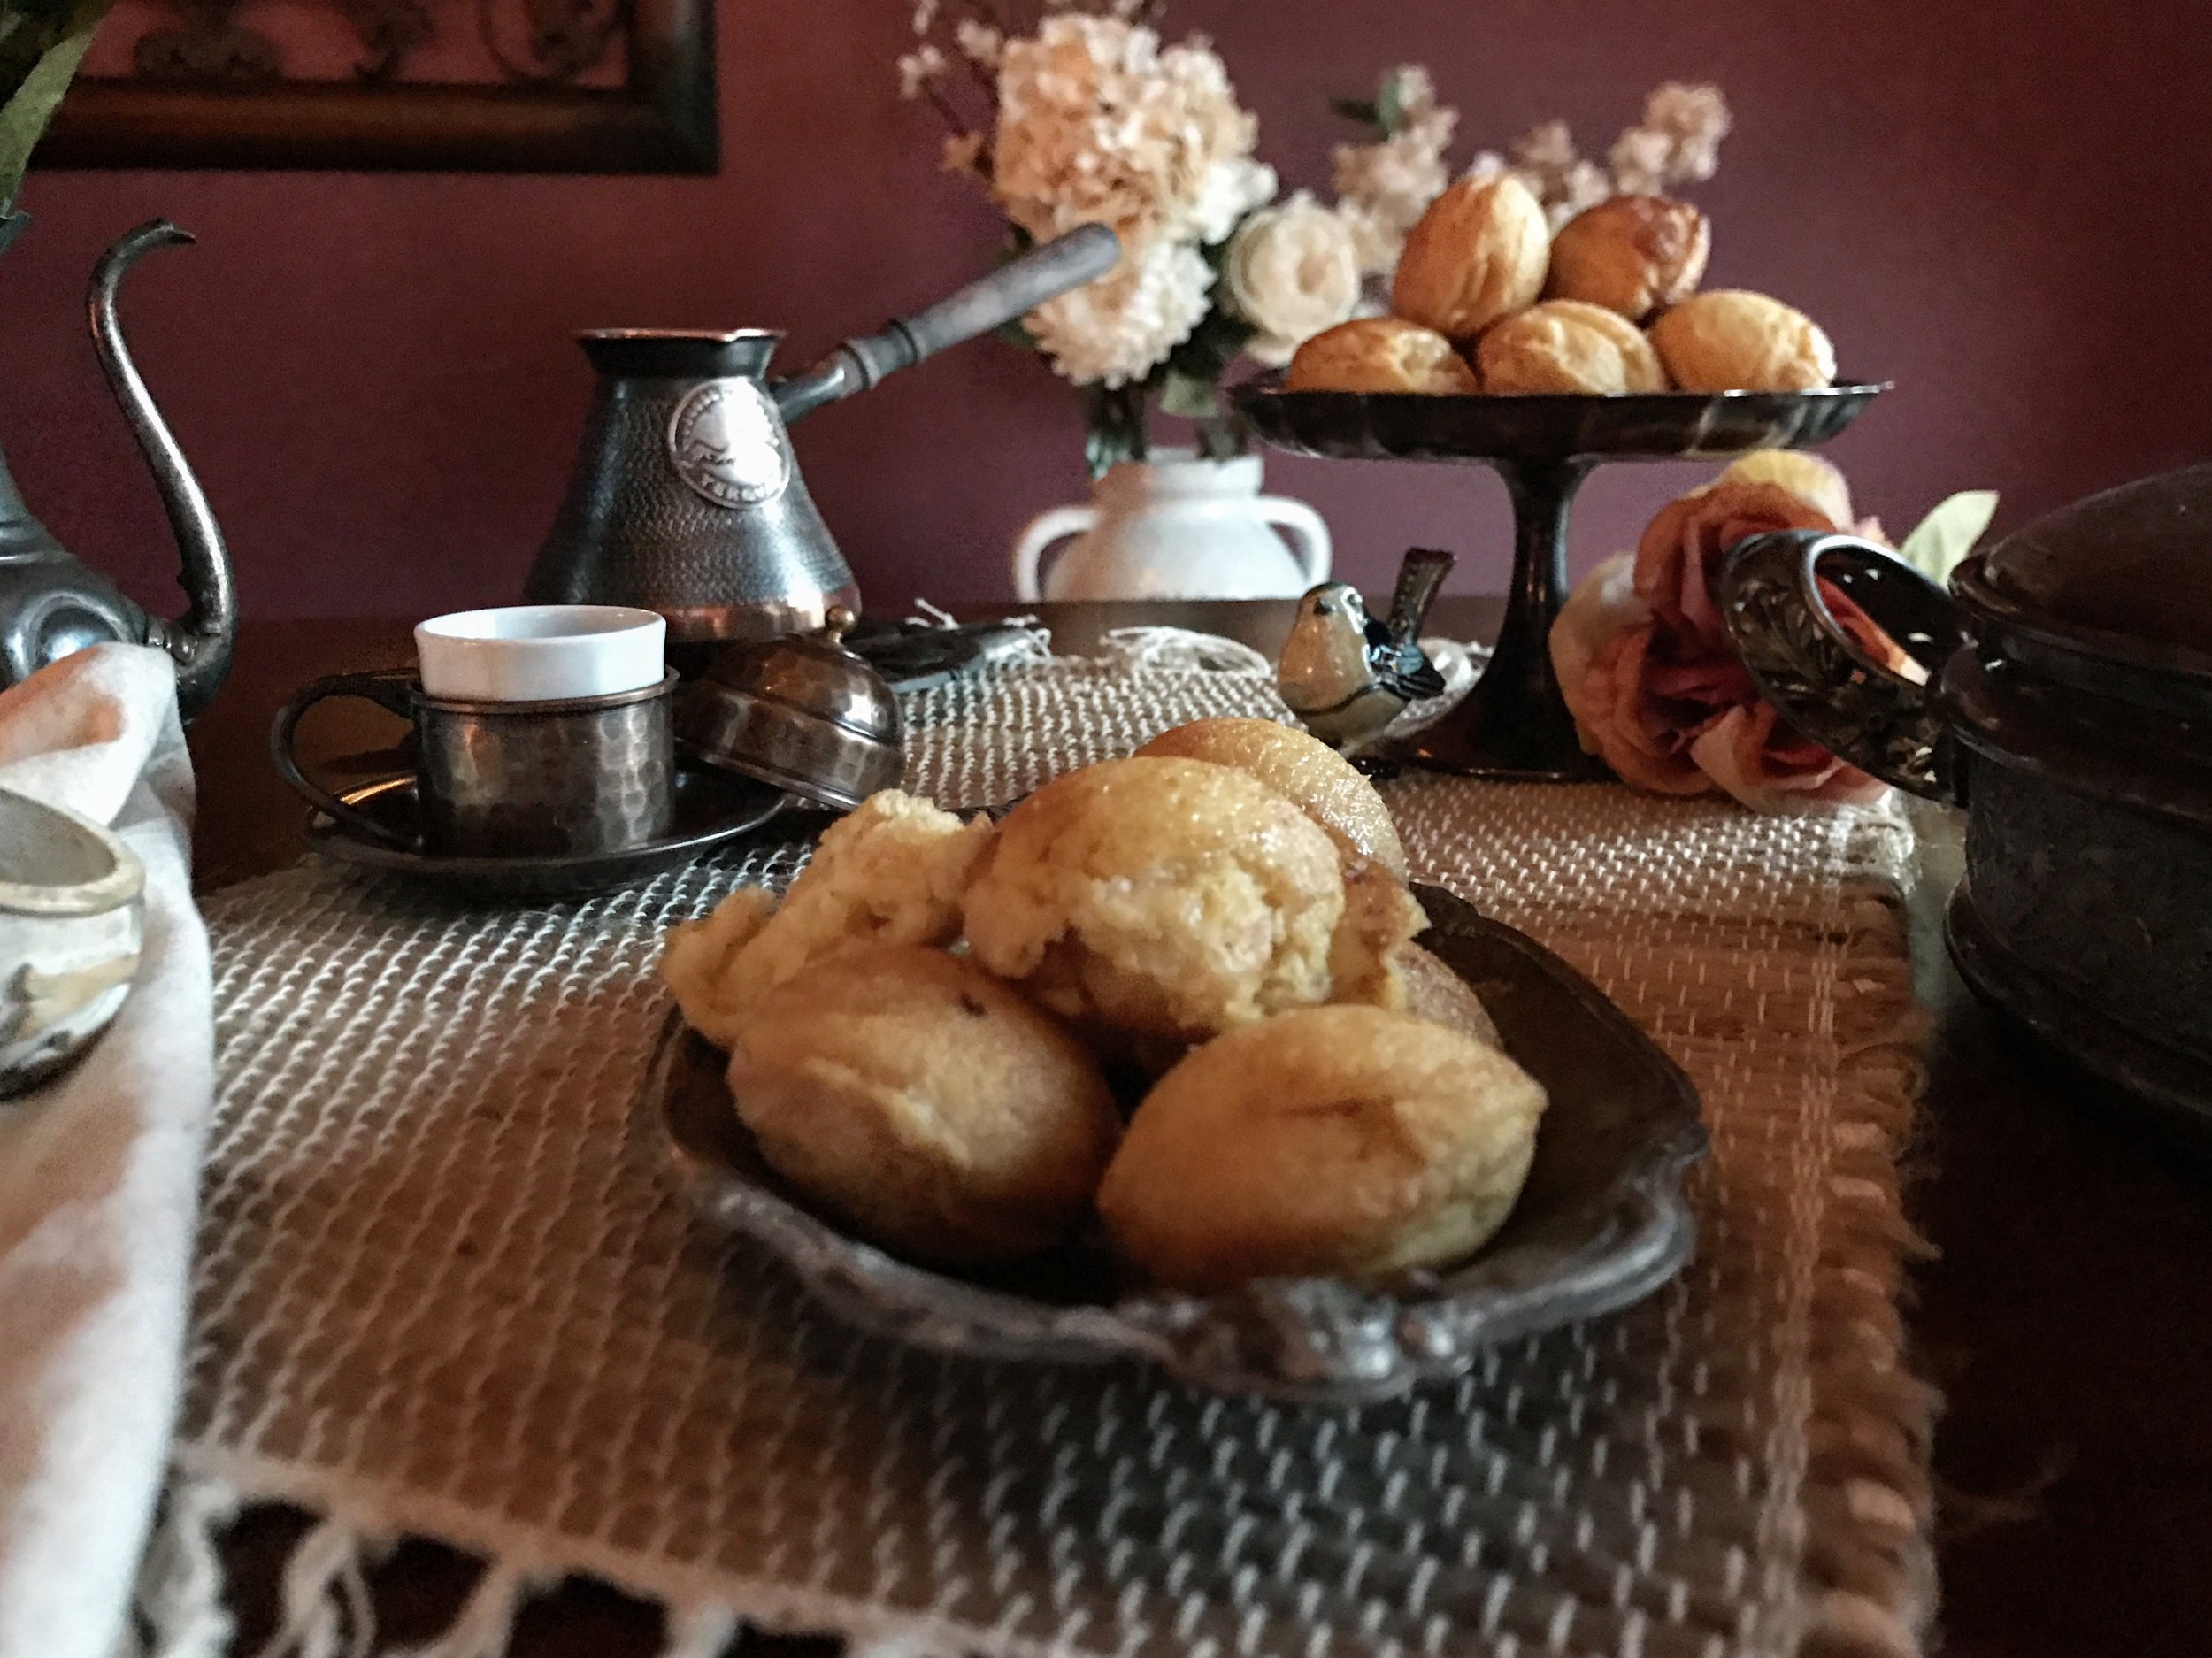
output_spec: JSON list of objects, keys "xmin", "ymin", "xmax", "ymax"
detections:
[{"xmin": 273, "ymin": 671, "xmax": 677, "ymax": 858}]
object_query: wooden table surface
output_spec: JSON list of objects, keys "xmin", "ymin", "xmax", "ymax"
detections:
[{"xmin": 183, "ymin": 604, "xmax": 2212, "ymax": 1658}]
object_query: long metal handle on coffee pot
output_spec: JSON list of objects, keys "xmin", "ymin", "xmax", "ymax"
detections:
[{"xmin": 772, "ymin": 224, "xmax": 1120, "ymax": 424}]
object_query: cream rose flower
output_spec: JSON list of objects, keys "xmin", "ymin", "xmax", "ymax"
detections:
[{"xmin": 1225, "ymin": 194, "xmax": 1363, "ymax": 367}]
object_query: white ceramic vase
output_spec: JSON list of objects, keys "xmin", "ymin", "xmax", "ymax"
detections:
[{"xmin": 1010, "ymin": 449, "xmax": 1330, "ymax": 602}]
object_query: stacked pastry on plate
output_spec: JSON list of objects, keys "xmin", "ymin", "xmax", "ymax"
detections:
[
  {"xmin": 1286, "ymin": 174, "xmax": 1834, "ymax": 396},
  {"xmin": 660, "ymin": 718, "xmax": 1547, "ymax": 1290}
]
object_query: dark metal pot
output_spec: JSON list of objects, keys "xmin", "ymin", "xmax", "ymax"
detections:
[{"xmin": 1719, "ymin": 464, "xmax": 2212, "ymax": 1130}]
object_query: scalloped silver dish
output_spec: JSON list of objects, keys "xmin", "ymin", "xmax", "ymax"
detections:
[{"xmin": 650, "ymin": 885, "xmax": 1708, "ymax": 1401}]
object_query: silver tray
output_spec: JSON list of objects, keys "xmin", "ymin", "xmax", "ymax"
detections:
[{"xmin": 650, "ymin": 885, "xmax": 1708, "ymax": 1401}]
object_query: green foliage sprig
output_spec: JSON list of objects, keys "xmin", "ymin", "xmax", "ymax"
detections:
[{"xmin": 0, "ymin": 0, "xmax": 114, "ymax": 215}]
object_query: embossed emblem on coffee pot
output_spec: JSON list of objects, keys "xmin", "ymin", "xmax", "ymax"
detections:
[{"xmin": 667, "ymin": 380, "xmax": 792, "ymax": 509}]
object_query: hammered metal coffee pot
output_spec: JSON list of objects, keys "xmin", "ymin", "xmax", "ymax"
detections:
[
  {"xmin": 0, "ymin": 215, "xmax": 234, "ymax": 719},
  {"xmin": 527, "ymin": 225, "xmax": 1119, "ymax": 651}
]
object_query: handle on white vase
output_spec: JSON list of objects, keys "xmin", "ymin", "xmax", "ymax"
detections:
[
  {"xmin": 1010, "ymin": 504, "xmax": 1098, "ymax": 602},
  {"xmin": 1256, "ymin": 496, "xmax": 1332, "ymax": 586}
]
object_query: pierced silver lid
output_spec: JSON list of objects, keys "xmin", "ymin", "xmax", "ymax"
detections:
[{"xmin": 675, "ymin": 607, "xmax": 903, "ymax": 812}]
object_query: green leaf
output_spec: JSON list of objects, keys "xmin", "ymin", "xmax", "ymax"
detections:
[
  {"xmin": 1082, "ymin": 382, "xmax": 1149, "ymax": 478},
  {"xmin": 1193, "ymin": 411, "xmax": 1249, "ymax": 462},
  {"xmin": 1329, "ymin": 96, "xmax": 1379, "ymax": 129},
  {"xmin": 1375, "ymin": 69, "xmax": 1409, "ymax": 137},
  {"xmin": 0, "ymin": 0, "xmax": 111, "ymax": 211},
  {"xmin": 1157, "ymin": 367, "xmax": 1220, "ymax": 421},
  {"xmin": 1895, "ymin": 490, "xmax": 1999, "ymax": 584},
  {"xmin": 1162, "ymin": 304, "xmax": 1255, "ymax": 387}
]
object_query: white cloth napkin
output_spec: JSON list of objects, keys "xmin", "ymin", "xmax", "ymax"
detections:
[{"xmin": 0, "ymin": 646, "xmax": 213, "ymax": 1658}]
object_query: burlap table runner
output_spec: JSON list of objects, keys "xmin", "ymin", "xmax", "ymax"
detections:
[{"xmin": 142, "ymin": 645, "xmax": 1933, "ymax": 1658}]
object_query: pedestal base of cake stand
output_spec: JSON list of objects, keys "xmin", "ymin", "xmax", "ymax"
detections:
[{"xmin": 1388, "ymin": 457, "xmax": 1612, "ymax": 782}]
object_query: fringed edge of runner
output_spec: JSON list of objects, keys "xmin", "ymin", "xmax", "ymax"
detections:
[
  {"xmin": 1796, "ymin": 812, "xmax": 1941, "ymax": 1658},
  {"xmin": 137, "ymin": 1446, "xmax": 1059, "ymax": 1658}
]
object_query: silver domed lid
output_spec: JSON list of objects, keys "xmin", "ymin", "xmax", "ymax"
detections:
[{"xmin": 675, "ymin": 607, "xmax": 903, "ymax": 812}]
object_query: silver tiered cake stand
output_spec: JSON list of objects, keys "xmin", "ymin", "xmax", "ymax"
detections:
[{"xmin": 1233, "ymin": 381, "xmax": 1889, "ymax": 781}]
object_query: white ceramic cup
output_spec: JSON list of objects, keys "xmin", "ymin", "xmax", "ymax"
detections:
[{"xmin": 413, "ymin": 605, "xmax": 667, "ymax": 703}]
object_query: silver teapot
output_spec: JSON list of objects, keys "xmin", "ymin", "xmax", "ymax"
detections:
[
  {"xmin": 0, "ymin": 215, "xmax": 234, "ymax": 720},
  {"xmin": 526, "ymin": 225, "xmax": 1118, "ymax": 649}
]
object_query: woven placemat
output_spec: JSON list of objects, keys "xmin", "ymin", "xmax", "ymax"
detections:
[{"xmin": 142, "ymin": 649, "xmax": 1933, "ymax": 1658}]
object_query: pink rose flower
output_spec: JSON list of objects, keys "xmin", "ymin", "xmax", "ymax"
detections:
[
  {"xmin": 1632, "ymin": 479, "xmax": 1838, "ymax": 651},
  {"xmin": 1551, "ymin": 553, "xmax": 1710, "ymax": 794},
  {"xmin": 1549, "ymin": 472, "xmax": 1905, "ymax": 812}
]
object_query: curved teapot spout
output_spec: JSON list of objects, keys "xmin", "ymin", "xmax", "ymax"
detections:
[{"xmin": 88, "ymin": 220, "xmax": 234, "ymax": 721}]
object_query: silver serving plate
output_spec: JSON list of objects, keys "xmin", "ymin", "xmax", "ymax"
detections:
[
  {"xmin": 1232, "ymin": 380, "xmax": 1889, "ymax": 464},
  {"xmin": 651, "ymin": 885, "xmax": 1708, "ymax": 1401}
]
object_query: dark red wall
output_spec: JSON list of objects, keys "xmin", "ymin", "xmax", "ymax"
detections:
[{"xmin": 4, "ymin": 0, "xmax": 2208, "ymax": 623}]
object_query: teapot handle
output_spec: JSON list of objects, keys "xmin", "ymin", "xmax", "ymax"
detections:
[
  {"xmin": 1010, "ymin": 505, "xmax": 1098, "ymax": 603},
  {"xmin": 270, "ymin": 671, "xmax": 422, "ymax": 848},
  {"xmin": 1255, "ymin": 496, "xmax": 1333, "ymax": 587},
  {"xmin": 1717, "ymin": 531, "xmax": 1967, "ymax": 802}
]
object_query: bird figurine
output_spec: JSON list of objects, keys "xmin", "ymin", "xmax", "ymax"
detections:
[{"xmin": 1278, "ymin": 548, "xmax": 1455, "ymax": 754}]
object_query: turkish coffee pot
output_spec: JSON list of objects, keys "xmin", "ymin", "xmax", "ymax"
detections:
[
  {"xmin": 1717, "ymin": 464, "xmax": 2212, "ymax": 1132},
  {"xmin": 0, "ymin": 215, "xmax": 234, "ymax": 720},
  {"xmin": 527, "ymin": 225, "xmax": 1119, "ymax": 651}
]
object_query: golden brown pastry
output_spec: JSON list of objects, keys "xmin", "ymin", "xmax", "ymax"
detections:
[
  {"xmin": 1543, "ymin": 195, "xmax": 1711, "ymax": 320},
  {"xmin": 1133, "ymin": 716, "xmax": 1409, "ymax": 880},
  {"xmin": 660, "ymin": 790, "xmax": 993, "ymax": 1048},
  {"xmin": 1390, "ymin": 174, "xmax": 1550, "ymax": 343},
  {"xmin": 1475, "ymin": 300, "xmax": 1670, "ymax": 395},
  {"xmin": 1328, "ymin": 856, "xmax": 1430, "ymax": 1008},
  {"xmin": 1389, "ymin": 942, "xmax": 1502, "ymax": 1049},
  {"xmin": 1283, "ymin": 317, "xmax": 1479, "ymax": 395},
  {"xmin": 728, "ymin": 946, "xmax": 1121, "ymax": 1264},
  {"xmin": 1647, "ymin": 291, "xmax": 1836, "ymax": 393},
  {"xmin": 1097, "ymin": 1006, "xmax": 1547, "ymax": 1288},
  {"xmin": 1717, "ymin": 449, "xmax": 1854, "ymax": 527},
  {"xmin": 961, "ymin": 756, "xmax": 1345, "ymax": 1043}
]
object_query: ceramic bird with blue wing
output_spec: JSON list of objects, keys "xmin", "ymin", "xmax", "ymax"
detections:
[{"xmin": 1278, "ymin": 549, "xmax": 1454, "ymax": 753}]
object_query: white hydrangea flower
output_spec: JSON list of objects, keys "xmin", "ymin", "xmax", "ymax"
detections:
[
  {"xmin": 1609, "ymin": 82, "xmax": 1732, "ymax": 192},
  {"xmin": 1189, "ymin": 156, "xmax": 1278, "ymax": 245},
  {"xmin": 954, "ymin": 19, "xmax": 1002, "ymax": 68},
  {"xmin": 941, "ymin": 131, "xmax": 986, "ymax": 177},
  {"xmin": 1607, "ymin": 126, "xmax": 1672, "ymax": 196},
  {"xmin": 1542, "ymin": 158, "xmax": 1613, "ymax": 228},
  {"xmin": 1025, "ymin": 235, "xmax": 1214, "ymax": 388},
  {"xmin": 1506, "ymin": 117, "xmax": 1612, "ymax": 224},
  {"xmin": 897, "ymin": 42, "xmax": 947, "ymax": 101},
  {"xmin": 1225, "ymin": 193, "xmax": 1362, "ymax": 366},
  {"xmin": 1330, "ymin": 67, "xmax": 1458, "ymax": 275},
  {"xmin": 990, "ymin": 14, "xmax": 1263, "ymax": 250}
]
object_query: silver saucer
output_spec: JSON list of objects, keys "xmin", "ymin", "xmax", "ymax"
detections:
[{"xmin": 306, "ymin": 769, "xmax": 788, "ymax": 902}]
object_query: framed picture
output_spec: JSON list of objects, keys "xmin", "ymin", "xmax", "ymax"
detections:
[{"xmin": 37, "ymin": 0, "xmax": 716, "ymax": 173}]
